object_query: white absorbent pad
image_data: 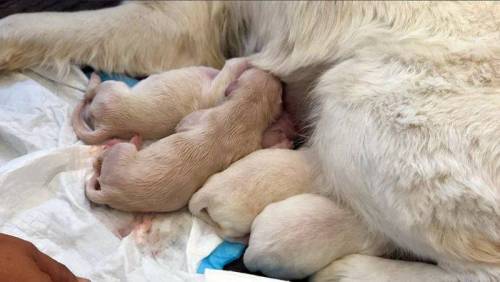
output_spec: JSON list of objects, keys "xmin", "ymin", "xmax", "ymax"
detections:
[{"xmin": 0, "ymin": 66, "xmax": 275, "ymax": 282}]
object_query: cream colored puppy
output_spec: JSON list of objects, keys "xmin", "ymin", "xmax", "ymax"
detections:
[
  {"xmin": 244, "ymin": 194, "xmax": 388, "ymax": 280},
  {"xmin": 72, "ymin": 63, "xmax": 245, "ymax": 144},
  {"xmin": 85, "ymin": 63, "xmax": 283, "ymax": 212},
  {"xmin": 189, "ymin": 148, "xmax": 316, "ymax": 240},
  {"xmin": 72, "ymin": 68, "xmax": 216, "ymax": 144}
]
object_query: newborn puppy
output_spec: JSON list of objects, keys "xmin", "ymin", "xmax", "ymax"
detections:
[
  {"xmin": 189, "ymin": 148, "xmax": 317, "ymax": 240},
  {"xmin": 85, "ymin": 61, "xmax": 284, "ymax": 212},
  {"xmin": 72, "ymin": 63, "xmax": 244, "ymax": 144},
  {"xmin": 243, "ymin": 194, "xmax": 387, "ymax": 280}
]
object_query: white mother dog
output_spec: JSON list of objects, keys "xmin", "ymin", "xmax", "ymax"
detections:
[{"xmin": 1, "ymin": 2, "xmax": 499, "ymax": 281}]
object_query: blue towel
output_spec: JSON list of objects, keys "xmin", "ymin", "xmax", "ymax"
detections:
[
  {"xmin": 83, "ymin": 69, "xmax": 246, "ymax": 272},
  {"xmin": 96, "ymin": 72, "xmax": 139, "ymax": 88},
  {"xmin": 197, "ymin": 241, "xmax": 246, "ymax": 274},
  {"xmin": 83, "ymin": 70, "xmax": 139, "ymax": 87}
]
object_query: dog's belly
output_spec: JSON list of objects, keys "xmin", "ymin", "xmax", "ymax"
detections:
[{"xmin": 309, "ymin": 52, "xmax": 500, "ymax": 263}]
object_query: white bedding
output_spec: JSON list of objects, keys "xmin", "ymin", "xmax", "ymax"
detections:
[{"xmin": 0, "ymin": 66, "xmax": 269, "ymax": 282}]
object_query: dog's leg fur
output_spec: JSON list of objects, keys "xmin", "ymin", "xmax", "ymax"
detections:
[
  {"xmin": 0, "ymin": 0, "xmax": 122, "ymax": 19},
  {"xmin": 311, "ymin": 254, "xmax": 457, "ymax": 282},
  {"xmin": 0, "ymin": 2, "xmax": 226, "ymax": 75}
]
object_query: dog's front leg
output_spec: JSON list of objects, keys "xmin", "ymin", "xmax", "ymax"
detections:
[{"xmin": 0, "ymin": 2, "xmax": 225, "ymax": 76}]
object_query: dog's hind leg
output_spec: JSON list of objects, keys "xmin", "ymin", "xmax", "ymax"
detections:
[{"xmin": 0, "ymin": 2, "xmax": 226, "ymax": 76}]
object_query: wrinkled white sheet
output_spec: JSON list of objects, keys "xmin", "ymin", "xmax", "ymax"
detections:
[
  {"xmin": 0, "ymin": 66, "xmax": 240, "ymax": 281},
  {"xmin": 205, "ymin": 269, "xmax": 286, "ymax": 282}
]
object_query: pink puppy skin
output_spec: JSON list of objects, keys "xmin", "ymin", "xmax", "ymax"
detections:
[
  {"xmin": 85, "ymin": 59, "xmax": 284, "ymax": 212},
  {"xmin": 262, "ymin": 112, "xmax": 297, "ymax": 149}
]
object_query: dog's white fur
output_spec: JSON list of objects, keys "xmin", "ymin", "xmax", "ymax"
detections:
[{"xmin": 1, "ymin": 2, "xmax": 499, "ymax": 281}]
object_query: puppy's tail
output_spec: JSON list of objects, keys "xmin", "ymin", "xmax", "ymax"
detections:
[{"xmin": 72, "ymin": 100, "xmax": 109, "ymax": 144}]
